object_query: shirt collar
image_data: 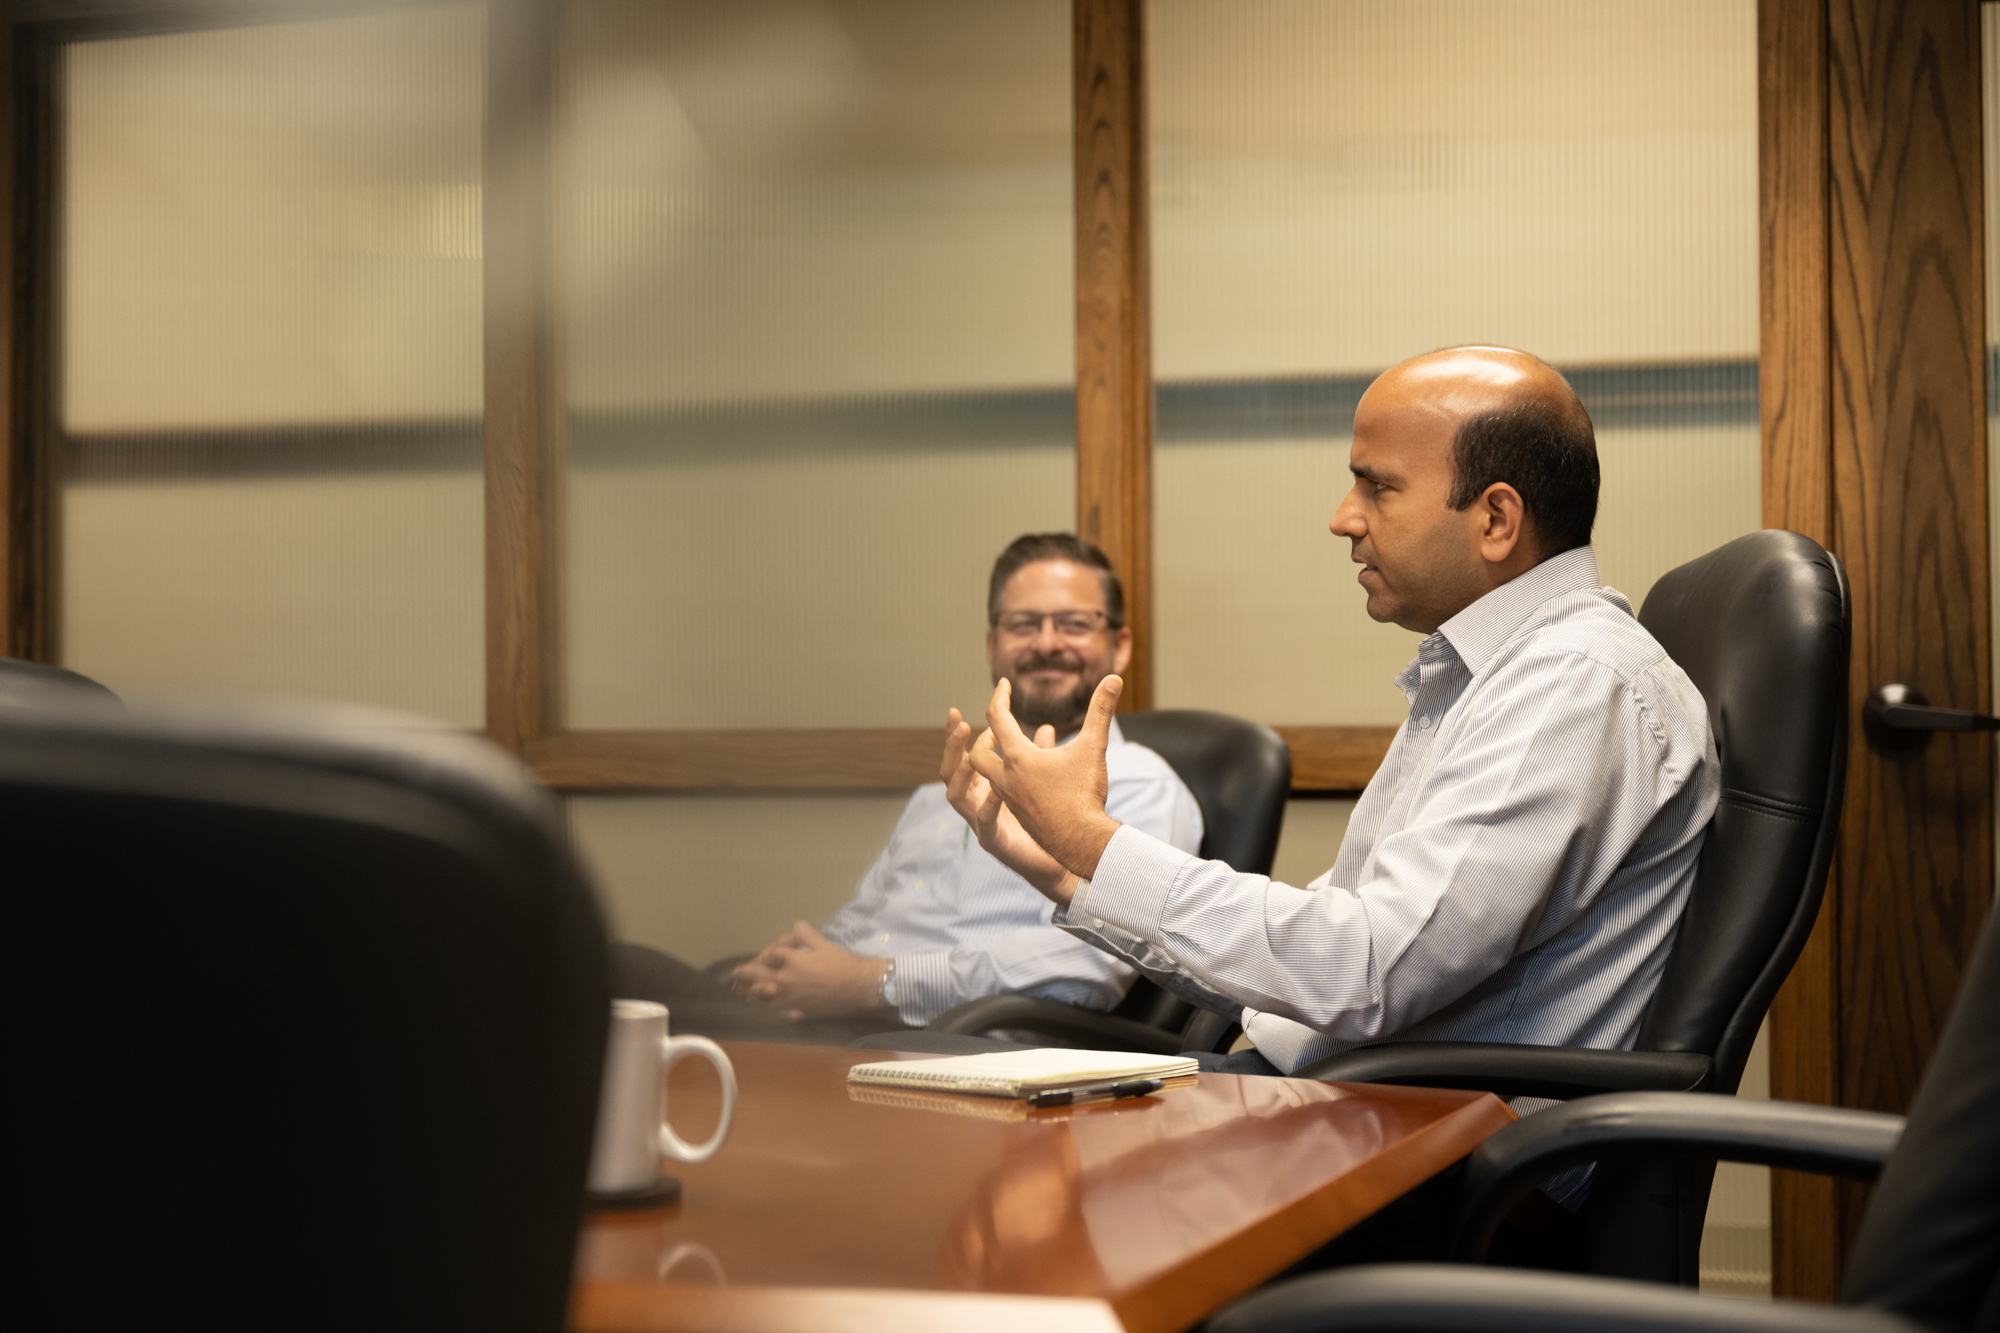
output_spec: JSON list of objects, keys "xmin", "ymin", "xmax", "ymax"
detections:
[{"xmin": 1435, "ymin": 545, "xmax": 1601, "ymax": 675}]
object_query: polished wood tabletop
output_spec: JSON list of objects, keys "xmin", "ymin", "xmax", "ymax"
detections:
[{"xmin": 569, "ymin": 1040, "xmax": 1514, "ymax": 1333}]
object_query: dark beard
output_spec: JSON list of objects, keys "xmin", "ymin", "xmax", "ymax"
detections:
[{"xmin": 1005, "ymin": 653, "xmax": 1098, "ymax": 736}]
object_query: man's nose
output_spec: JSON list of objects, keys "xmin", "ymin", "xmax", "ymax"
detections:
[
  {"xmin": 1330, "ymin": 490, "xmax": 1364, "ymax": 538},
  {"xmin": 1032, "ymin": 618, "xmax": 1065, "ymax": 651}
]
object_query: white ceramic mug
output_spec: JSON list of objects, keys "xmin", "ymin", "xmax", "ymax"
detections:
[{"xmin": 587, "ymin": 999, "xmax": 736, "ymax": 1196}]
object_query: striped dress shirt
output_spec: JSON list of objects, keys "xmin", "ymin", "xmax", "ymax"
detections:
[
  {"xmin": 825, "ymin": 719, "xmax": 1203, "ymax": 1025},
  {"xmin": 1061, "ymin": 547, "xmax": 1718, "ymax": 1079}
]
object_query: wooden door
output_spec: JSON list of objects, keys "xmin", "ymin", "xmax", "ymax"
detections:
[{"xmin": 1760, "ymin": 0, "xmax": 1992, "ymax": 1299}]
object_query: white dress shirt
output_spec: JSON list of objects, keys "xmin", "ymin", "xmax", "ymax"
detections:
[
  {"xmin": 1059, "ymin": 547, "xmax": 1718, "ymax": 1076},
  {"xmin": 824, "ymin": 719, "xmax": 1203, "ymax": 1025}
]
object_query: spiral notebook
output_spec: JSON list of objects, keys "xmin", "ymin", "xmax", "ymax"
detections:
[{"xmin": 845, "ymin": 1047, "xmax": 1199, "ymax": 1100}]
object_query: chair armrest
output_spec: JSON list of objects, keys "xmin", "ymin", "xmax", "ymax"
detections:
[
  {"xmin": 1298, "ymin": 1041, "xmax": 1715, "ymax": 1099},
  {"xmin": 1179, "ymin": 1007, "xmax": 1241, "ymax": 1054},
  {"xmin": 926, "ymin": 996, "xmax": 1187, "ymax": 1054},
  {"xmin": 1448, "ymin": 1091, "xmax": 1903, "ymax": 1261},
  {"xmin": 1206, "ymin": 1264, "xmax": 1922, "ymax": 1333}
]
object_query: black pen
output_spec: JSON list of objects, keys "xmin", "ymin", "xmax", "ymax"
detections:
[{"xmin": 1026, "ymin": 1078, "xmax": 1164, "ymax": 1108}]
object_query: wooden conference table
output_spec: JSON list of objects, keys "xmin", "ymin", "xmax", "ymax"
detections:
[{"xmin": 570, "ymin": 1040, "xmax": 1514, "ymax": 1333}]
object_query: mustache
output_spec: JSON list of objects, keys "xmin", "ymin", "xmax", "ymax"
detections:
[{"xmin": 1012, "ymin": 651, "xmax": 1083, "ymax": 673}]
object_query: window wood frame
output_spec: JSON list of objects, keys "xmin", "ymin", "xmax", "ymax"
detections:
[
  {"xmin": 494, "ymin": 0, "xmax": 1393, "ymax": 794},
  {"xmin": 0, "ymin": 0, "xmax": 1424, "ymax": 801}
]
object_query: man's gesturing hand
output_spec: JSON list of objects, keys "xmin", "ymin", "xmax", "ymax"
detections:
[
  {"xmin": 964, "ymin": 674, "xmax": 1124, "ymax": 881},
  {"xmin": 940, "ymin": 706, "xmax": 1078, "ymax": 904}
]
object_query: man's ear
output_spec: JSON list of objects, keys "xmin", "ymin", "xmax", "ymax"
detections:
[
  {"xmin": 1477, "ymin": 483, "xmax": 1527, "ymax": 564},
  {"xmin": 1111, "ymin": 625, "xmax": 1133, "ymax": 675}
]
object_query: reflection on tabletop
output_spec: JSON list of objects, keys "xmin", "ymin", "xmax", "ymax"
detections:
[
  {"xmin": 938, "ymin": 1078, "xmax": 1392, "ymax": 1293},
  {"xmin": 573, "ymin": 1045, "xmax": 1400, "ymax": 1295}
]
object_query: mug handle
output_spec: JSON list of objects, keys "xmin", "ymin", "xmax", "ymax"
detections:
[{"xmin": 656, "ymin": 1034, "xmax": 736, "ymax": 1164}]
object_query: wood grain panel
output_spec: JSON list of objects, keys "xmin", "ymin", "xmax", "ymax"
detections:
[
  {"xmin": 1277, "ymin": 724, "xmax": 1394, "ymax": 793},
  {"xmin": 1759, "ymin": 0, "xmax": 1833, "ymax": 543},
  {"xmin": 484, "ymin": 0, "xmax": 560, "ymax": 753},
  {"xmin": 1826, "ymin": 0, "xmax": 1989, "ymax": 1094},
  {"xmin": 1756, "ymin": 0, "xmax": 1842, "ymax": 1302},
  {"xmin": 1072, "ymin": 0, "xmax": 1153, "ymax": 712},
  {"xmin": 1, "ymin": 23, "xmax": 52, "ymax": 663},
  {"xmin": 1821, "ymin": 0, "xmax": 1990, "ymax": 1284},
  {"xmin": 1, "ymin": 16, "xmax": 20, "ymax": 658},
  {"xmin": 529, "ymin": 725, "xmax": 1389, "ymax": 794},
  {"xmin": 529, "ymin": 730, "xmax": 945, "ymax": 792}
]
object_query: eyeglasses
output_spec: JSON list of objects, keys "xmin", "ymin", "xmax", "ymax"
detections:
[{"xmin": 993, "ymin": 609, "xmax": 1115, "ymax": 640}]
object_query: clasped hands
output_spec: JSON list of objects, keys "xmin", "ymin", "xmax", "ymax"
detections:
[
  {"xmin": 727, "ymin": 920, "xmax": 892, "ymax": 1022},
  {"xmin": 939, "ymin": 674, "xmax": 1125, "ymax": 907}
]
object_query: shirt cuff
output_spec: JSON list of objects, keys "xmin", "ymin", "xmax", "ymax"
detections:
[
  {"xmin": 1070, "ymin": 823, "xmax": 1196, "ymax": 942},
  {"xmin": 882, "ymin": 948, "xmax": 953, "ymax": 1026}
]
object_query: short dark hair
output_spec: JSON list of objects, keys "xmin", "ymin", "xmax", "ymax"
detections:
[
  {"xmin": 987, "ymin": 533, "xmax": 1125, "ymax": 628},
  {"xmin": 1446, "ymin": 397, "xmax": 1600, "ymax": 556}
]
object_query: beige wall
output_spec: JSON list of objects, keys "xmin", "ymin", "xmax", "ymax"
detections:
[{"xmin": 567, "ymin": 791, "xmax": 908, "ymax": 964}]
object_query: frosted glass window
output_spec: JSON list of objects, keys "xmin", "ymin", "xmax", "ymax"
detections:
[
  {"xmin": 556, "ymin": 0, "xmax": 1075, "ymax": 730},
  {"xmin": 1150, "ymin": 0, "xmax": 1761, "ymax": 723},
  {"xmin": 56, "ymin": 6, "xmax": 485, "ymax": 724}
]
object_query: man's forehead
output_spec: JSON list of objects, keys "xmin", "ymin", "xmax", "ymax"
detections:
[
  {"xmin": 1351, "ymin": 380, "xmax": 1457, "ymax": 460},
  {"xmin": 997, "ymin": 559, "xmax": 1107, "ymax": 608}
]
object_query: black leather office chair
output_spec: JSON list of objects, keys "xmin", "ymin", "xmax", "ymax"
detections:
[
  {"xmin": 1210, "ymin": 903, "xmax": 2000, "ymax": 1333},
  {"xmin": 10, "ymin": 702, "xmax": 610, "ymax": 1332},
  {"xmin": 1300, "ymin": 530, "xmax": 1850, "ymax": 1284},
  {"xmin": 930, "ymin": 708, "xmax": 1291, "ymax": 1053},
  {"xmin": 0, "ymin": 655, "xmax": 119, "ymax": 709}
]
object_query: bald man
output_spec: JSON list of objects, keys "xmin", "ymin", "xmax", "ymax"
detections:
[{"xmin": 943, "ymin": 348, "xmax": 1719, "ymax": 1173}]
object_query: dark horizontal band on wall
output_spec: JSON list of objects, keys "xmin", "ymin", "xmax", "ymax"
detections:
[
  {"xmin": 58, "ymin": 355, "xmax": 1787, "ymax": 483},
  {"xmin": 529, "ymin": 723, "xmax": 1394, "ymax": 795}
]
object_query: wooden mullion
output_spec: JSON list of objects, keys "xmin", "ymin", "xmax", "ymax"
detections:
[
  {"xmin": 528, "ymin": 724, "xmax": 1388, "ymax": 795},
  {"xmin": 1757, "ymin": 0, "xmax": 1841, "ymax": 1302},
  {"xmin": 528, "ymin": 730, "xmax": 948, "ymax": 794},
  {"xmin": 1072, "ymin": 0, "xmax": 1152, "ymax": 710},
  {"xmin": 483, "ymin": 0, "xmax": 561, "ymax": 754},
  {"xmin": 3, "ymin": 21, "xmax": 55, "ymax": 663},
  {"xmin": 2, "ymin": 15, "xmax": 20, "ymax": 658},
  {"xmin": 1274, "ymin": 725, "xmax": 1394, "ymax": 794}
]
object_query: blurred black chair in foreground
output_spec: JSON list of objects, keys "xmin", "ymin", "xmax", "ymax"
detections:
[
  {"xmin": 1210, "ymin": 904, "xmax": 2000, "ymax": 1333},
  {"xmin": 1298, "ymin": 529, "xmax": 1850, "ymax": 1283},
  {"xmin": 0, "ymin": 655, "xmax": 119, "ymax": 710},
  {"xmin": 931, "ymin": 708, "xmax": 1290, "ymax": 1054},
  {"xmin": 10, "ymin": 701, "xmax": 609, "ymax": 1332}
]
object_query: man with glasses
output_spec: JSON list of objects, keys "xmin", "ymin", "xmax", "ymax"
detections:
[{"xmin": 614, "ymin": 532, "xmax": 1202, "ymax": 1041}]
